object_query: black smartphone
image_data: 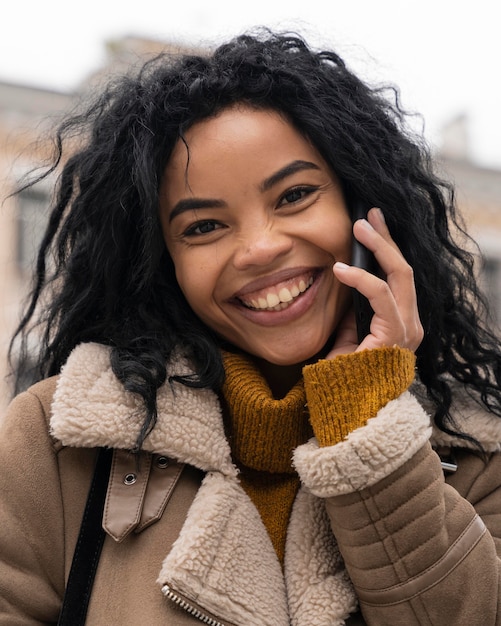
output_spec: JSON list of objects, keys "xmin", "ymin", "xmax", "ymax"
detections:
[{"xmin": 351, "ymin": 201, "xmax": 378, "ymax": 343}]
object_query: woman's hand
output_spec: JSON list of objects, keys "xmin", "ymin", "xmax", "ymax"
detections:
[{"xmin": 326, "ymin": 207, "xmax": 423, "ymax": 358}]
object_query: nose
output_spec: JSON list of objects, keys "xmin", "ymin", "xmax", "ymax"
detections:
[{"xmin": 232, "ymin": 222, "xmax": 293, "ymax": 270}]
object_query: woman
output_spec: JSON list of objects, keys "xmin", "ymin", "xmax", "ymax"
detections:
[{"xmin": 1, "ymin": 30, "xmax": 501, "ymax": 625}]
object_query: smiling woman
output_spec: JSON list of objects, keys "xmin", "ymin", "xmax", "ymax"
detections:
[
  {"xmin": 2, "ymin": 29, "xmax": 501, "ymax": 626},
  {"xmin": 160, "ymin": 106, "xmax": 353, "ymax": 377}
]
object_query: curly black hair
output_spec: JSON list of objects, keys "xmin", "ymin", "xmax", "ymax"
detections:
[{"xmin": 10, "ymin": 29, "xmax": 501, "ymax": 450}]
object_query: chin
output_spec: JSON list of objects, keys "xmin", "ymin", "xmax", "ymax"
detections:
[
  {"xmin": 253, "ymin": 345, "xmax": 326, "ymax": 367},
  {"xmin": 262, "ymin": 332, "xmax": 337, "ymax": 366}
]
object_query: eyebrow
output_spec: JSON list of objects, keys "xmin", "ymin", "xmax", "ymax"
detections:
[
  {"xmin": 260, "ymin": 160, "xmax": 321, "ymax": 192},
  {"xmin": 168, "ymin": 159, "xmax": 321, "ymax": 223},
  {"xmin": 168, "ymin": 197, "xmax": 226, "ymax": 223}
]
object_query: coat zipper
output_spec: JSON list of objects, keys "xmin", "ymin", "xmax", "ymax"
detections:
[{"xmin": 161, "ymin": 584, "xmax": 227, "ymax": 626}]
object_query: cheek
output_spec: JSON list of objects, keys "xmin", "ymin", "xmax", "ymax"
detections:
[
  {"xmin": 175, "ymin": 267, "xmax": 202, "ymax": 307},
  {"xmin": 334, "ymin": 215, "xmax": 353, "ymax": 255},
  {"xmin": 317, "ymin": 219, "xmax": 353, "ymax": 260},
  {"xmin": 173, "ymin": 256, "xmax": 218, "ymax": 319}
]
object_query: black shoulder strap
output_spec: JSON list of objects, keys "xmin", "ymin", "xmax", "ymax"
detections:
[{"xmin": 57, "ymin": 447, "xmax": 113, "ymax": 626}]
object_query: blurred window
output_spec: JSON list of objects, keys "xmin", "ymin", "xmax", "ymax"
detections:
[
  {"xmin": 16, "ymin": 188, "xmax": 50, "ymax": 272},
  {"xmin": 482, "ymin": 255, "xmax": 501, "ymax": 330}
]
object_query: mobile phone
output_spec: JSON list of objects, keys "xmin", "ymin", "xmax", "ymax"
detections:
[{"xmin": 351, "ymin": 201, "xmax": 378, "ymax": 343}]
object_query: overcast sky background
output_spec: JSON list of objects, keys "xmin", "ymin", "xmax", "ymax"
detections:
[{"xmin": 1, "ymin": 0, "xmax": 500, "ymax": 168}]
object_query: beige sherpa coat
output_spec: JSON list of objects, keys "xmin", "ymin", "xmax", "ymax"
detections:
[{"xmin": 1, "ymin": 342, "xmax": 501, "ymax": 625}]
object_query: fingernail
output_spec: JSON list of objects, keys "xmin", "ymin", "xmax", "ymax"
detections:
[
  {"xmin": 334, "ymin": 262, "xmax": 349, "ymax": 270},
  {"xmin": 361, "ymin": 219, "xmax": 375, "ymax": 231},
  {"xmin": 374, "ymin": 207, "xmax": 386, "ymax": 223}
]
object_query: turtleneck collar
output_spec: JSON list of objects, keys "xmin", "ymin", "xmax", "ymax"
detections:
[{"xmin": 221, "ymin": 350, "xmax": 311, "ymax": 473}]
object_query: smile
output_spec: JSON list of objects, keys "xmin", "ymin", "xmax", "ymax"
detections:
[{"xmin": 238, "ymin": 274, "xmax": 315, "ymax": 312}]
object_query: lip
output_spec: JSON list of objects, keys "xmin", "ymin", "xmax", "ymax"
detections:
[{"xmin": 228, "ymin": 267, "xmax": 327, "ymax": 327}]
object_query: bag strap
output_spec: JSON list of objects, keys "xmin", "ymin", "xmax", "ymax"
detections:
[{"xmin": 57, "ymin": 447, "xmax": 113, "ymax": 626}]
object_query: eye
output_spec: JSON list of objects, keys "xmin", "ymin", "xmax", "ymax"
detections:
[
  {"xmin": 279, "ymin": 186, "xmax": 318, "ymax": 206},
  {"xmin": 183, "ymin": 220, "xmax": 223, "ymax": 237}
]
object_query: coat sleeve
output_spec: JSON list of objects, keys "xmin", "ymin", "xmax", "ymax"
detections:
[
  {"xmin": 295, "ymin": 352, "xmax": 501, "ymax": 625},
  {"xmin": 0, "ymin": 382, "xmax": 64, "ymax": 625}
]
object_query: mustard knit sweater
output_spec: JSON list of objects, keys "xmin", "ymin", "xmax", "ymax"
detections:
[{"xmin": 221, "ymin": 347, "xmax": 416, "ymax": 564}]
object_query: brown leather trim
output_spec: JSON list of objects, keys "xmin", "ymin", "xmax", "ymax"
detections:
[
  {"xmin": 357, "ymin": 515, "xmax": 487, "ymax": 606},
  {"xmin": 103, "ymin": 450, "xmax": 186, "ymax": 542},
  {"xmin": 136, "ymin": 456, "xmax": 184, "ymax": 532},
  {"xmin": 103, "ymin": 450, "xmax": 152, "ymax": 542}
]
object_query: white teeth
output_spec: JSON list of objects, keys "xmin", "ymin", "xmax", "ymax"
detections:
[
  {"xmin": 266, "ymin": 293, "xmax": 280, "ymax": 308},
  {"xmin": 241, "ymin": 274, "xmax": 316, "ymax": 311},
  {"xmin": 278, "ymin": 287, "xmax": 293, "ymax": 302}
]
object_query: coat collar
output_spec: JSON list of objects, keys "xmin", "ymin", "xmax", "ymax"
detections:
[
  {"xmin": 50, "ymin": 342, "xmax": 237, "ymax": 477},
  {"xmin": 156, "ymin": 470, "xmax": 356, "ymax": 625}
]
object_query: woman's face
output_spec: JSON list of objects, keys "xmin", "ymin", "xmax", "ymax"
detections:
[{"xmin": 160, "ymin": 105, "xmax": 352, "ymax": 366}]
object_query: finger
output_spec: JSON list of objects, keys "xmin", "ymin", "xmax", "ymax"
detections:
[
  {"xmin": 344, "ymin": 208, "xmax": 424, "ymax": 350},
  {"xmin": 333, "ymin": 262, "xmax": 405, "ymax": 338},
  {"xmin": 366, "ymin": 207, "xmax": 399, "ymax": 251},
  {"xmin": 352, "ymin": 216, "xmax": 422, "ymax": 345},
  {"xmin": 352, "ymin": 215, "xmax": 405, "ymax": 277},
  {"xmin": 333, "ymin": 261, "xmax": 422, "ymax": 350}
]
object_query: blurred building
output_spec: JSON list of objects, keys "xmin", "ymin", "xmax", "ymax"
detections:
[
  {"xmin": 0, "ymin": 38, "xmax": 500, "ymax": 413},
  {"xmin": 0, "ymin": 36, "xmax": 200, "ymax": 411},
  {"xmin": 437, "ymin": 115, "xmax": 501, "ymax": 328},
  {"xmin": 0, "ymin": 81, "xmax": 71, "ymax": 409}
]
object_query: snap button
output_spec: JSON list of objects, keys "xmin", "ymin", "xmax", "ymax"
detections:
[
  {"xmin": 123, "ymin": 473, "xmax": 137, "ymax": 485},
  {"xmin": 156, "ymin": 456, "xmax": 169, "ymax": 469}
]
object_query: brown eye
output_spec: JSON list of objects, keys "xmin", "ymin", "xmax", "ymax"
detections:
[
  {"xmin": 284, "ymin": 189, "xmax": 304, "ymax": 203},
  {"xmin": 197, "ymin": 222, "xmax": 216, "ymax": 234},
  {"xmin": 279, "ymin": 186, "xmax": 318, "ymax": 206},
  {"xmin": 184, "ymin": 220, "xmax": 221, "ymax": 236}
]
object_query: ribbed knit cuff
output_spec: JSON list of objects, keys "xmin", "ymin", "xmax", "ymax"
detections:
[{"xmin": 303, "ymin": 347, "xmax": 416, "ymax": 447}]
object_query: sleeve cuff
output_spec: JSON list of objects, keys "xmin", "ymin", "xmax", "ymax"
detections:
[
  {"xmin": 303, "ymin": 346, "xmax": 416, "ymax": 446},
  {"xmin": 293, "ymin": 391, "xmax": 432, "ymax": 497}
]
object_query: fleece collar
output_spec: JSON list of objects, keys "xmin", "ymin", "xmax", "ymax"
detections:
[
  {"xmin": 156, "ymin": 471, "xmax": 356, "ymax": 625},
  {"xmin": 50, "ymin": 342, "xmax": 237, "ymax": 477}
]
